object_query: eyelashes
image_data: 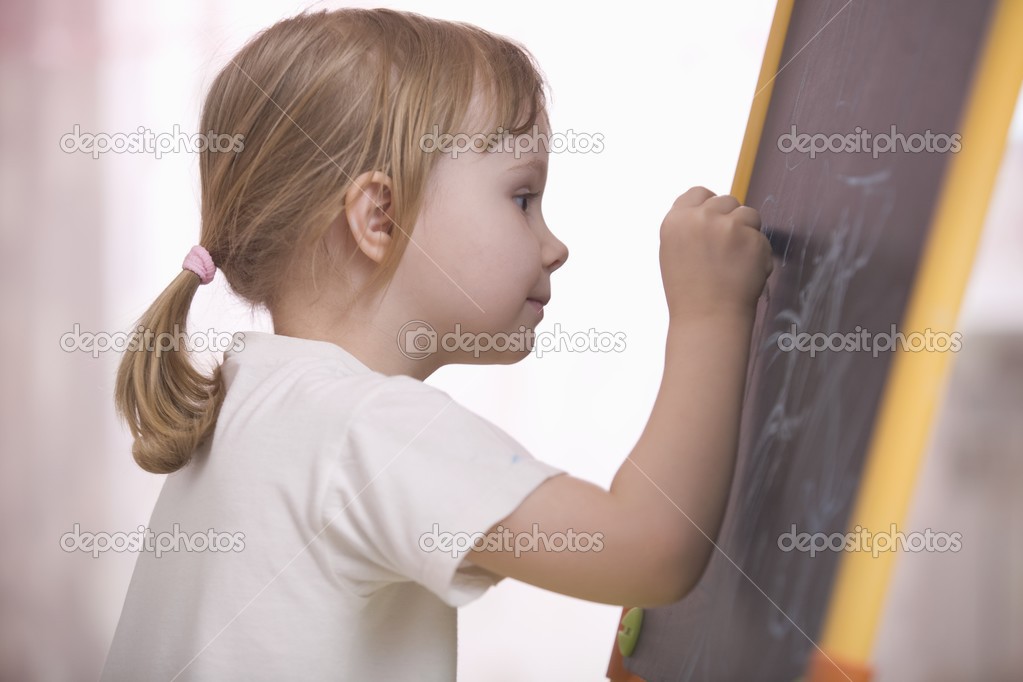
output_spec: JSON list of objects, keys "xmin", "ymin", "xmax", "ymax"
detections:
[{"xmin": 514, "ymin": 192, "xmax": 540, "ymax": 212}]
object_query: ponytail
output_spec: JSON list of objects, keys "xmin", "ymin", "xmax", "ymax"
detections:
[{"xmin": 113, "ymin": 269, "xmax": 225, "ymax": 474}]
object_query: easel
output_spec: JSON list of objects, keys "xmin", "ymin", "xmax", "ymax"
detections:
[{"xmin": 607, "ymin": 0, "xmax": 1023, "ymax": 679}]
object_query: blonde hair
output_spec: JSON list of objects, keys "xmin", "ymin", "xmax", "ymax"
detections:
[{"xmin": 114, "ymin": 8, "xmax": 550, "ymax": 473}]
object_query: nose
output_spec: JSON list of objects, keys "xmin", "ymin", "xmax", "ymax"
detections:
[{"xmin": 544, "ymin": 227, "xmax": 569, "ymax": 273}]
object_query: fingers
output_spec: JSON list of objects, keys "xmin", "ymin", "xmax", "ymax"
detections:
[
  {"xmin": 668, "ymin": 185, "xmax": 765, "ymax": 238},
  {"xmin": 731, "ymin": 206, "xmax": 761, "ymax": 230},
  {"xmin": 702, "ymin": 194, "xmax": 741, "ymax": 214},
  {"xmin": 697, "ymin": 192, "xmax": 761, "ymax": 232},
  {"xmin": 762, "ymin": 238, "xmax": 775, "ymax": 277},
  {"xmin": 672, "ymin": 186, "xmax": 716, "ymax": 209},
  {"xmin": 672, "ymin": 188, "xmax": 758, "ymax": 225},
  {"xmin": 696, "ymin": 191, "xmax": 770, "ymax": 276}
]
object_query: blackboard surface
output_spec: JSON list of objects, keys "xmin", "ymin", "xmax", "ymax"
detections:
[{"xmin": 626, "ymin": 1, "xmax": 995, "ymax": 680}]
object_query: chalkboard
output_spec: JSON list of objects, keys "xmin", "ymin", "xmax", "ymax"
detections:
[{"xmin": 623, "ymin": 1, "xmax": 996, "ymax": 680}]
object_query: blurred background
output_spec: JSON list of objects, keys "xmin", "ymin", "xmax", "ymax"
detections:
[{"xmin": 1, "ymin": 0, "xmax": 1020, "ymax": 680}]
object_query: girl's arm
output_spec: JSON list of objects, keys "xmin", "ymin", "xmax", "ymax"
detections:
[
  {"xmin": 466, "ymin": 187, "xmax": 770, "ymax": 607},
  {"xmin": 466, "ymin": 310, "xmax": 754, "ymax": 607}
]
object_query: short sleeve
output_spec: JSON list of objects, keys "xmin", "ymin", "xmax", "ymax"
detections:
[{"xmin": 322, "ymin": 376, "xmax": 566, "ymax": 607}]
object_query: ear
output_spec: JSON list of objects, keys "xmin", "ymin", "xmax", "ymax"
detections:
[{"xmin": 343, "ymin": 170, "xmax": 394, "ymax": 264}]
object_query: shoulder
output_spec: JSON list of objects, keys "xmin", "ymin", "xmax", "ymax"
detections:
[
  {"xmin": 344, "ymin": 375, "xmax": 534, "ymax": 464},
  {"xmin": 351, "ymin": 375, "xmax": 502, "ymax": 435}
]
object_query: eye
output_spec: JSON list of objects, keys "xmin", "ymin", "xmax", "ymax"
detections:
[{"xmin": 514, "ymin": 193, "xmax": 539, "ymax": 212}]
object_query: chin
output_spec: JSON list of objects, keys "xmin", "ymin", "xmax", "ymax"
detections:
[
  {"xmin": 490, "ymin": 346, "xmax": 535, "ymax": 365},
  {"xmin": 439, "ymin": 316, "xmax": 539, "ymax": 360},
  {"xmin": 453, "ymin": 344, "xmax": 535, "ymax": 366}
]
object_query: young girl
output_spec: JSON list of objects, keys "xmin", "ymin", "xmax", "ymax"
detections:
[{"xmin": 101, "ymin": 7, "xmax": 772, "ymax": 681}]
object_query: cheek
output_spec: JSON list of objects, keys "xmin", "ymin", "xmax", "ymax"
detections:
[
  {"xmin": 403, "ymin": 189, "xmax": 541, "ymax": 320},
  {"xmin": 447, "ymin": 228, "xmax": 540, "ymax": 318},
  {"xmin": 477, "ymin": 241, "xmax": 541, "ymax": 322}
]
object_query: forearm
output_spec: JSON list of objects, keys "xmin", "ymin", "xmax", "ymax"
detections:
[{"xmin": 610, "ymin": 311, "xmax": 755, "ymax": 584}]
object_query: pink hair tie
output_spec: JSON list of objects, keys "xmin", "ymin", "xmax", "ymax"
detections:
[{"xmin": 182, "ymin": 245, "xmax": 216, "ymax": 285}]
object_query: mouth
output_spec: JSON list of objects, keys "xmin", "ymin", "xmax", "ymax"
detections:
[{"xmin": 526, "ymin": 298, "xmax": 546, "ymax": 316}]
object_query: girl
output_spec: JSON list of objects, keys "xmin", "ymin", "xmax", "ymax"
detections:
[{"xmin": 102, "ymin": 7, "xmax": 772, "ymax": 681}]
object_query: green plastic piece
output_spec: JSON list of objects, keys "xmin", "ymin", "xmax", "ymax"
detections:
[{"xmin": 617, "ymin": 606, "xmax": 644, "ymax": 657}]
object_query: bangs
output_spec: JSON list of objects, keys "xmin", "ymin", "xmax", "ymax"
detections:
[{"xmin": 447, "ymin": 29, "xmax": 550, "ymax": 139}]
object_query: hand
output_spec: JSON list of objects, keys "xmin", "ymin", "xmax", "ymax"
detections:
[{"xmin": 658, "ymin": 186, "xmax": 773, "ymax": 320}]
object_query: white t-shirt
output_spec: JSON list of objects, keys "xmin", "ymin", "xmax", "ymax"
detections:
[{"xmin": 100, "ymin": 331, "xmax": 565, "ymax": 681}]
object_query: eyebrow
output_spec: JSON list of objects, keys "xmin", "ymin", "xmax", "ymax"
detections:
[{"xmin": 506, "ymin": 157, "xmax": 548, "ymax": 175}]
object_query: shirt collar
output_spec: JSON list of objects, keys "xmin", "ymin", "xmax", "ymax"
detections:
[{"xmin": 223, "ymin": 331, "xmax": 373, "ymax": 374}]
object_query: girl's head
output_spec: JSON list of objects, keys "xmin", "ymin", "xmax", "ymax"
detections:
[{"xmin": 115, "ymin": 7, "xmax": 568, "ymax": 474}]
